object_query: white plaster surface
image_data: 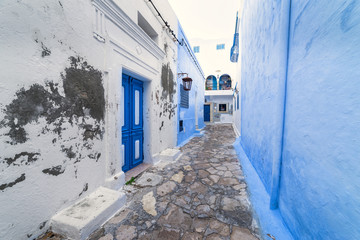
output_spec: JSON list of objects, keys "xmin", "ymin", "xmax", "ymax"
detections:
[
  {"xmin": 0, "ymin": 0, "xmax": 201, "ymax": 239},
  {"xmin": 51, "ymin": 187, "xmax": 126, "ymax": 240}
]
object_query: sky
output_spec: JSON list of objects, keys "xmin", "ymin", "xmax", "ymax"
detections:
[{"xmin": 168, "ymin": 0, "xmax": 241, "ymax": 41}]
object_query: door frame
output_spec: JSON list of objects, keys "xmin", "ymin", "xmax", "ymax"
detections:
[
  {"xmin": 204, "ymin": 102, "xmax": 213, "ymax": 122},
  {"xmin": 120, "ymin": 68, "xmax": 152, "ymax": 172},
  {"xmin": 121, "ymin": 74, "xmax": 144, "ymax": 172}
]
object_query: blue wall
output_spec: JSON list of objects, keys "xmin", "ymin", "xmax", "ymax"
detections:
[
  {"xmin": 240, "ymin": 0, "xmax": 289, "ymax": 194},
  {"xmin": 279, "ymin": 1, "xmax": 360, "ymax": 239},
  {"xmin": 240, "ymin": 0, "xmax": 360, "ymax": 239},
  {"xmin": 177, "ymin": 24, "xmax": 205, "ymax": 146}
]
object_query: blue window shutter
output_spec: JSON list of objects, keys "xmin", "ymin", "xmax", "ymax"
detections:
[{"xmin": 180, "ymin": 84, "xmax": 189, "ymax": 108}]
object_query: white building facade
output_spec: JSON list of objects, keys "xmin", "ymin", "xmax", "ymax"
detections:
[
  {"xmin": 0, "ymin": 0, "xmax": 203, "ymax": 239},
  {"xmin": 191, "ymin": 38, "xmax": 240, "ymax": 128}
]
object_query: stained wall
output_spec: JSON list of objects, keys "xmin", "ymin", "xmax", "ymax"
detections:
[{"xmin": 0, "ymin": 0, "xmax": 196, "ymax": 239}]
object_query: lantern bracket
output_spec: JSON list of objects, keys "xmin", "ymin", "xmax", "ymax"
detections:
[{"xmin": 177, "ymin": 72, "xmax": 188, "ymax": 78}]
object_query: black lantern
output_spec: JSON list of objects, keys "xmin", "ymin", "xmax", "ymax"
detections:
[
  {"xmin": 178, "ymin": 73, "xmax": 193, "ymax": 91},
  {"xmin": 182, "ymin": 77, "xmax": 193, "ymax": 91}
]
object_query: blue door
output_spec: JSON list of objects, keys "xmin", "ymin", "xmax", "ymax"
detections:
[
  {"xmin": 122, "ymin": 74, "xmax": 143, "ymax": 172},
  {"xmin": 204, "ymin": 105, "xmax": 210, "ymax": 122}
]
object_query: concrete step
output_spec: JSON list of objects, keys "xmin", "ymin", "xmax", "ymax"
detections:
[
  {"xmin": 153, "ymin": 148, "xmax": 182, "ymax": 164},
  {"xmin": 51, "ymin": 187, "xmax": 126, "ymax": 240}
]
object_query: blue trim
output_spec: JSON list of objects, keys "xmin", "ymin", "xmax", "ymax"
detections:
[
  {"xmin": 122, "ymin": 74, "xmax": 131, "ymax": 133},
  {"xmin": 131, "ymin": 78, "xmax": 143, "ymax": 131}
]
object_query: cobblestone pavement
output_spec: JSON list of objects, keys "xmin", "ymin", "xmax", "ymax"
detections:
[
  {"xmin": 88, "ymin": 124, "xmax": 261, "ymax": 240},
  {"xmin": 38, "ymin": 124, "xmax": 261, "ymax": 240}
]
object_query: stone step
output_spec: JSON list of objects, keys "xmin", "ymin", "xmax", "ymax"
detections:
[
  {"xmin": 153, "ymin": 148, "xmax": 182, "ymax": 164},
  {"xmin": 51, "ymin": 187, "xmax": 126, "ymax": 240}
]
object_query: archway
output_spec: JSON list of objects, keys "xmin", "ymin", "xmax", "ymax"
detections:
[
  {"xmin": 206, "ymin": 75, "xmax": 217, "ymax": 90},
  {"xmin": 219, "ymin": 74, "xmax": 231, "ymax": 90}
]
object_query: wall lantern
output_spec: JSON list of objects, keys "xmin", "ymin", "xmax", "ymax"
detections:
[{"xmin": 178, "ymin": 73, "xmax": 193, "ymax": 91}]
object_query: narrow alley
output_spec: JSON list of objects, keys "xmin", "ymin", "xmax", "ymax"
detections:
[
  {"xmin": 80, "ymin": 124, "xmax": 258, "ymax": 240},
  {"xmin": 1, "ymin": 1, "xmax": 360, "ymax": 239}
]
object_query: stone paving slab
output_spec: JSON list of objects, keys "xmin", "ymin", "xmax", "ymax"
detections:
[
  {"xmin": 39, "ymin": 124, "xmax": 261, "ymax": 240},
  {"xmin": 90, "ymin": 124, "xmax": 261, "ymax": 240}
]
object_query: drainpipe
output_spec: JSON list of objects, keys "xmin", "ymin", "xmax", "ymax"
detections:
[{"xmin": 270, "ymin": 0, "xmax": 292, "ymax": 210}]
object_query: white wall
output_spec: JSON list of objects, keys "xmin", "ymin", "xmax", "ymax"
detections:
[
  {"xmin": 232, "ymin": 0, "xmax": 245, "ymax": 136},
  {"xmin": 192, "ymin": 36, "xmax": 238, "ymax": 126},
  {"xmin": 192, "ymin": 38, "xmax": 237, "ymax": 84},
  {"xmin": 0, "ymin": 0, "xmax": 183, "ymax": 239}
]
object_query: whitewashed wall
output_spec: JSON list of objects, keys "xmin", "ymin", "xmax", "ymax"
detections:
[
  {"xmin": 205, "ymin": 94, "xmax": 234, "ymax": 123},
  {"xmin": 0, "ymin": 0, "xmax": 181, "ymax": 239},
  {"xmin": 192, "ymin": 38, "xmax": 237, "ymax": 84},
  {"xmin": 232, "ymin": 1, "xmax": 245, "ymax": 137}
]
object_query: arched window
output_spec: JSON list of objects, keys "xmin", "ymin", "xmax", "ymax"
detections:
[
  {"xmin": 206, "ymin": 75, "xmax": 217, "ymax": 90},
  {"xmin": 219, "ymin": 74, "xmax": 231, "ymax": 90}
]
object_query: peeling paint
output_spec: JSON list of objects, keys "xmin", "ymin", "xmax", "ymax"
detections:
[
  {"xmin": 0, "ymin": 174, "xmax": 26, "ymax": 191},
  {"xmin": 88, "ymin": 152, "xmax": 101, "ymax": 162},
  {"xmin": 164, "ymin": 43, "xmax": 168, "ymax": 54},
  {"xmin": 41, "ymin": 42, "xmax": 51, "ymax": 57},
  {"xmin": 161, "ymin": 63, "xmax": 175, "ymax": 101},
  {"xmin": 0, "ymin": 56, "xmax": 105, "ymax": 144},
  {"xmin": 83, "ymin": 124, "xmax": 101, "ymax": 141},
  {"xmin": 42, "ymin": 165, "xmax": 64, "ymax": 176},
  {"xmin": 39, "ymin": 221, "xmax": 47, "ymax": 230},
  {"xmin": 155, "ymin": 90, "xmax": 160, "ymax": 105},
  {"xmin": 4, "ymin": 152, "xmax": 40, "ymax": 166},
  {"xmin": 159, "ymin": 121, "xmax": 164, "ymax": 131},
  {"xmin": 62, "ymin": 56, "xmax": 105, "ymax": 122},
  {"xmin": 78, "ymin": 183, "xmax": 88, "ymax": 196},
  {"xmin": 61, "ymin": 146, "xmax": 76, "ymax": 159}
]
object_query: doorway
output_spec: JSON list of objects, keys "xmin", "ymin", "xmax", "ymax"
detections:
[
  {"xmin": 122, "ymin": 74, "xmax": 144, "ymax": 172},
  {"xmin": 204, "ymin": 104, "xmax": 211, "ymax": 122}
]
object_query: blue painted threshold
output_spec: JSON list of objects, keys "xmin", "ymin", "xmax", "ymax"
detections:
[{"xmin": 233, "ymin": 137, "xmax": 293, "ymax": 240}]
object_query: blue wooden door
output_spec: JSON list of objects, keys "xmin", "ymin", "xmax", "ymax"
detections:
[
  {"xmin": 122, "ymin": 74, "xmax": 143, "ymax": 172},
  {"xmin": 204, "ymin": 105, "xmax": 210, "ymax": 121}
]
